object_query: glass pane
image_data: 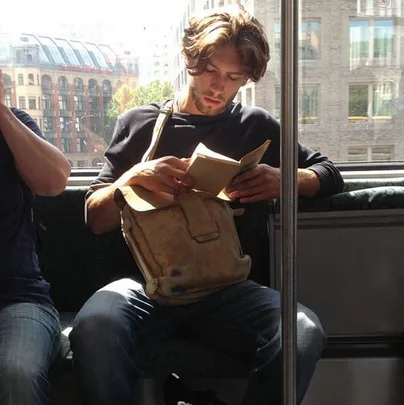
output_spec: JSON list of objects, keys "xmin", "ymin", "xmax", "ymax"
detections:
[{"xmin": 1, "ymin": 0, "xmax": 403, "ymax": 166}]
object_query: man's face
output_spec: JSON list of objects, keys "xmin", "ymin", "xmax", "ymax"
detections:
[{"xmin": 188, "ymin": 44, "xmax": 247, "ymax": 116}]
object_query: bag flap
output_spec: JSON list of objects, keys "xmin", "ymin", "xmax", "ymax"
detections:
[{"xmin": 114, "ymin": 186, "xmax": 176, "ymax": 212}]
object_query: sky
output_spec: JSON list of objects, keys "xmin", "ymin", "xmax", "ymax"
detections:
[{"xmin": 2, "ymin": 0, "xmax": 187, "ymax": 53}]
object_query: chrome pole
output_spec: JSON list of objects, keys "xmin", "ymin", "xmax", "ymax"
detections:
[{"xmin": 280, "ymin": 0, "xmax": 298, "ymax": 401}]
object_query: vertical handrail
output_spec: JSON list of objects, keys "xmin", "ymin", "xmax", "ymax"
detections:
[{"xmin": 280, "ymin": 0, "xmax": 299, "ymax": 401}]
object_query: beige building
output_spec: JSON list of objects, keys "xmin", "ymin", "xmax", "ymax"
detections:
[{"xmin": 0, "ymin": 33, "xmax": 139, "ymax": 167}]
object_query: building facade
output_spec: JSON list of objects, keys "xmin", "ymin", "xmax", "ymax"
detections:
[
  {"xmin": 0, "ymin": 33, "xmax": 139, "ymax": 167},
  {"xmin": 173, "ymin": 0, "xmax": 404, "ymax": 163}
]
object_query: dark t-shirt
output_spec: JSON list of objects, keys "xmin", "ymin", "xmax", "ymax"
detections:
[
  {"xmin": 89, "ymin": 101, "xmax": 344, "ymax": 196},
  {"xmin": 0, "ymin": 108, "xmax": 52, "ymax": 306}
]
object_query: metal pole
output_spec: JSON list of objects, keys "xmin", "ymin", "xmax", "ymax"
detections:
[{"xmin": 280, "ymin": 0, "xmax": 299, "ymax": 401}]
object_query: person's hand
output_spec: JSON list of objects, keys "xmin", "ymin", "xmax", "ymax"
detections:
[
  {"xmin": 225, "ymin": 164, "xmax": 281, "ymax": 203},
  {"xmin": 116, "ymin": 156, "xmax": 194, "ymax": 195}
]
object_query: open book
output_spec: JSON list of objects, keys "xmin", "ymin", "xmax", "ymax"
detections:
[{"xmin": 185, "ymin": 139, "xmax": 271, "ymax": 197}]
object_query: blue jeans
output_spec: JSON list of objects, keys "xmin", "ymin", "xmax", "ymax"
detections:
[
  {"xmin": 70, "ymin": 278, "xmax": 325, "ymax": 405},
  {"xmin": 0, "ymin": 302, "xmax": 60, "ymax": 405}
]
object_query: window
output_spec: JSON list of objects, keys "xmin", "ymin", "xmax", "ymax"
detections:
[
  {"xmin": 349, "ymin": 19, "xmax": 394, "ymax": 69},
  {"xmin": 347, "ymin": 145, "xmax": 394, "ymax": 162},
  {"xmin": 43, "ymin": 116, "xmax": 54, "ymax": 132},
  {"xmin": 58, "ymin": 76, "xmax": 68, "ymax": 90},
  {"xmin": 348, "ymin": 83, "xmax": 393, "ymax": 123},
  {"xmin": 275, "ymin": 86, "xmax": 320, "ymax": 124},
  {"xmin": 74, "ymin": 95, "xmax": 84, "ymax": 111},
  {"xmin": 58, "ymin": 95, "xmax": 69, "ymax": 110},
  {"xmin": 74, "ymin": 78, "xmax": 83, "ymax": 90},
  {"xmin": 275, "ymin": 19, "xmax": 321, "ymax": 60},
  {"xmin": 76, "ymin": 138, "xmax": 87, "ymax": 153},
  {"xmin": 3, "ymin": 0, "xmax": 402, "ymax": 168},
  {"xmin": 88, "ymin": 96, "xmax": 98, "ymax": 111},
  {"xmin": 42, "ymin": 94, "xmax": 53, "ymax": 110},
  {"xmin": 61, "ymin": 138, "xmax": 72, "ymax": 154},
  {"xmin": 41, "ymin": 75, "xmax": 52, "ymax": 90},
  {"xmin": 18, "ymin": 96, "xmax": 26, "ymax": 109},
  {"xmin": 59, "ymin": 117, "xmax": 70, "ymax": 133},
  {"xmin": 28, "ymin": 96, "xmax": 36, "ymax": 109}
]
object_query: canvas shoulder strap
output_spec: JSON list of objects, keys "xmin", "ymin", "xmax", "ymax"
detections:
[{"xmin": 141, "ymin": 100, "xmax": 175, "ymax": 163}]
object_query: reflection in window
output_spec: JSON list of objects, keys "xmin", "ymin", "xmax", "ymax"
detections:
[
  {"xmin": 347, "ymin": 145, "xmax": 394, "ymax": 162},
  {"xmin": 274, "ymin": 20, "xmax": 320, "ymax": 60},
  {"xmin": 349, "ymin": 19, "xmax": 393, "ymax": 69},
  {"xmin": 28, "ymin": 73, "xmax": 34, "ymax": 85},
  {"xmin": 349, "ymin": 83, "xmax": 393, "ymax": 122},
  {"xmin": 18, "ymin": 74, "xmax": 24, "ymax": 85},
  {"xmin": 275, "ymin": 86, "xmax": 319, "ymax": 124}
]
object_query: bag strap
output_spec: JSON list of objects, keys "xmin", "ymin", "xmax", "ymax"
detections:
[{"xmin": 141, "ymin": 100, "xmax": 175, "ymax": 163}]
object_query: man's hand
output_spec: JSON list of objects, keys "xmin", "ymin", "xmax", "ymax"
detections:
[
  {"xmin": 225, "ymin": 164, "xmax": 280, "ymax": 203},
  {"xmin": 116, "ymin": 156, "xmax": 194, "ymax": 194}
]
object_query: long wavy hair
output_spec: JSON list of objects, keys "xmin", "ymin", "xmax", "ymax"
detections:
[{"xmin": 182, "ymin": 5, "xmax": 270, "ymax": 82}]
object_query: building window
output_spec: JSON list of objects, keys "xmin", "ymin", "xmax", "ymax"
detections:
[
  {"xmin": 28, "ymin": 96, "xmax": 36, "ymax": 109},
  {"xmin": 59, "ymin": 117, "xmax": 70, "ymax": 133},
  {"xmin": 88, "ymin": 96, "xmax": 98, "ymax": 111},
  {"xmin": 58, "ymin": 76, "xmax": 68, "ymax": 90},
  {"xmin": 58, "ymin": 95, "xmax": 69, "ymax": 110},
  {"xmin": 41, "ymin": 75, "xmax": 52, "ymax": 90},
  {"xmin": 275, "ymin": 86, "xmax": 319, "ymax": 124},
  {"xmin": 43, "ymin": 116, "xmax": 54, "ymax": 132},
  {"xmin": 88, "ymin": 79, "xmax": 98, "ymax": 91},
  {"xmin": 18, "ymin": 96, "xmax": 26, "ymax": 109},
  {"xmin": 349, "ymin": 19, "xmax": 394, "ymax": 69},
  {"xmin": 42, "ymin": 94, "xmax": 53, "ymax": 110},
  {"xmin": 76, "ymin": 138, "xmax": 87, "ymax": 153},
  {"xmin": 349, "ymin": 83, "xmax": 393, "ymax": 123},
  {"xmin": 28, "ymin": 74, "xmax": 34, "ymax": 85},
  {"xmin": 74, "ymin": 77, "xmax": 83, "ymax": 90},
  {"xmin": 347, "ymin": 145, "xmax": 394, "ymax": 162},
  {"xmin": 74, "ymin": 95, "xmax": 84, "ymax": 111},
  {"xmin": 18, "ymin": 74, "xmax": 24, "ymax": 85},
  {"xmin": 61, "ymin": 138, "xmax": 72, "ymax": 153},
  {"xmin": 5, "ymin": 90, "xmax": 12, "ymax": 107},
  {"xmin": 275, "ymin": 19, "xmax": 321, "ymax": 60}
]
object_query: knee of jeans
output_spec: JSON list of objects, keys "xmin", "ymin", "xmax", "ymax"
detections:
[
  {"xmin": 0, "ymin": 361, "xmax": 46, "ymax": 392},
  {"xmin": 69, "ymin": 310, "xmax": 130, "ymax": 355},
  {"xmin": 297, "ymin": 304, "xmax": 326, "ymax": 357}
]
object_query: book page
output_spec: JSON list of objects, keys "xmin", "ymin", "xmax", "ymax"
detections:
[
  {"xmin": 191, "ymin": 142, "xmax": 238, "ymax": 163},
  {"xmin": 238, "ymin": 139, "xmax": 271, "ymax": 171}
]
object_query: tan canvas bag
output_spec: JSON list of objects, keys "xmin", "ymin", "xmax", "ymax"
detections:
[{"xmin": 114, "ymin": 101, "xmax": 251, "ymax": 305}]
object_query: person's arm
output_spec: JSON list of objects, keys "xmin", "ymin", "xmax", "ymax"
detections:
[
  {"xmin": 225, "ymin": 114, "xmax": 344, "ymax": 202},
  {"xmin": 0, "ymin": 105, "xmax": 71, "ymax": 196},
  {"xmin": 0, "ymin": 71, "xmax": 70, "ymax": 196},
  {"xmin": 85, "ymin": 114, "xmax": 192, "ymax": 235}
]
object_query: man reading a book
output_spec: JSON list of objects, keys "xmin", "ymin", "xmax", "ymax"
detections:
[{"xmin": 70, "ymin": 5, "xmax": 344, "ymax": 405}]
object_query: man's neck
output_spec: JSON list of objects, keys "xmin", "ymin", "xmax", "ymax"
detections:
[{"xmin": 175, "ymin": 91, "xmax": 199, "ymax": 115}]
